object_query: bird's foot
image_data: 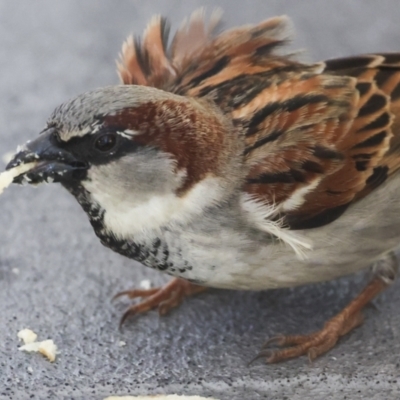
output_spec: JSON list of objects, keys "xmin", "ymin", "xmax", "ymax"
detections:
[
  {"xmin": 254, "ymin": 311, "xmax": 365, "ymax": 363},
  {"xmin": 113, "ymin": 278, "xmax": 206, "ymax": 327},
  {"xmin": 252, "ymin": 276, "xmax": 388, "ymax": 363}
]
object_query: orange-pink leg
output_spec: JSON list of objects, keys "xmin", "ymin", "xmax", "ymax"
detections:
[
  {"xmin": 113, "ymin": 278, "xmax": 206, "ymax": 326},
  {"xmin": 252, "ymin": 276, "xmax": 388, "ymax": 363}
]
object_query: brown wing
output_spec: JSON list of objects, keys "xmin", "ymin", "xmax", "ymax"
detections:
[
  {"xmin": 116, "ymin": 12, "xmax": 400, "ymax": 229},
  {"xmin": 240, "ymin": 54, "xmax": 400, "ymax": 229},
  {"xmin": 323, "ymin": 54, "xmax": 400, "ymax": 195},
  {"xmin": 281, "ymin": 54, "xmax": 400, "ymax": 229},
  {"xmin": 117, "ymin": 10, "xmax": 298, "ymax": 92}
]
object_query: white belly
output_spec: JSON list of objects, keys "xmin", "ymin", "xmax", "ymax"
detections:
[{"xmin": 158, "ymin": 174, "xmax": 400, "ymax": 291}]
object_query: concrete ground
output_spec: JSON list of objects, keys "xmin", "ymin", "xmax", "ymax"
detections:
[{"xmin": 1, "ymin": 1, "xmax": 400, "ymax": 399}]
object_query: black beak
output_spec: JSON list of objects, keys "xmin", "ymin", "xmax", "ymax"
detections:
[{"xmin": 6, "ymin": 128, "xmax": 88, "ymax": 184}]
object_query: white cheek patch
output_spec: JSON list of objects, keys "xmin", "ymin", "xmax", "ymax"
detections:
[{"xmin": 83, "ymin": 174, "xmax": 226, "ymax": 240}]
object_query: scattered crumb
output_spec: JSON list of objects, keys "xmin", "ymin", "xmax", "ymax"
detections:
[
  {"xmin": 12, "ymin": 268, "xmax": 20, "ymax": 275},
  {"xmin": 104, "ymin": 396, "xmax": 218, "ymax": 400},
  {"xmin": 17, "ymin": 329, "xmax": 37, "ymax": 344},
  {"xmin": 27, "ymin": 366, "xmax": 33, "ymax": 374},
  {"xmin": 19, "ymin": 340, "xmax": 57, "ymax": 362},
  {"xmin": 2, "ymin": 151, "xmax": 14, "ymax": 164},
  {"xmin": 118, "ymin": 340, "xmax": 127, "ymax": 347},
  {"xmin": 19, "ymin": 342, "xmax": 41, "ymax": 352},
  {"xmin": 139, "ymin": 279, "xmax": 152, "ymax": 290},
  {"xmin": 17, "ymin": 330, "xmax": 58, "ymax": 362},
  {"xmin": 38, "ymin": 340, "xmax": 57, "ymax": 362},
  {"xmin": 0, "ymin": 162, "xmax": 37, "ymax": 195}
]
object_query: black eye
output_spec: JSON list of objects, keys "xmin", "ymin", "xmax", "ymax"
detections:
[{"xmin": 95, "ymin": 133, "xmax": 117, "ymax": 152}]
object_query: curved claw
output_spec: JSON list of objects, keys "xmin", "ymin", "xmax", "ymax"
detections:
[
  {"xmin": 119, "ymin": 308, "xmax": 137, "ymax": 330},
  {"xmin": 247, "ymin": 349, "xmax": 272, "ymax": 366},
  {"xmin": 112, "ymin": 290, "xmax": 131, "ymax": 302},
  {"xmin": 112, "ymin": 288, "xmax": 159, "ymax": 301},
  {"xmin": 113, "ymin": 278, "xmax": 207, "ymax": 327},
  {"xmin": 261, "ymin": 335, "xmax": 285, "ymax": 349},
  {"xmin": 249, "ymin": 277, "xmax": 387, "ymax": 364}
]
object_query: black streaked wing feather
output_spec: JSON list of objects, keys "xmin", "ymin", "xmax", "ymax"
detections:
[{"xmin": 117, "ymin": 13, "xmax": 400, "ymax": 229}]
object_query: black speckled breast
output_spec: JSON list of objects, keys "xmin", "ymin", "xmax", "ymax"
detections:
[{"xmin": 67, "ymin": 183, "xmax": 194, "ymax": 276}]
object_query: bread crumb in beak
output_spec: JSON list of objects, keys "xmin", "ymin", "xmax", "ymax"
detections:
[{"xmin": 0, "ymin": 162, "xmax": 38, "ymax": 195}]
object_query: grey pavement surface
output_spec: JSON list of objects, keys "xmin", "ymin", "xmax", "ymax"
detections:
[{"xmin": 1, "ymin": 1, "xmax": 400, "ymax": 399}]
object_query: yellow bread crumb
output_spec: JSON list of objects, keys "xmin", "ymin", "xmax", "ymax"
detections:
[
  {"xmin": 17, "ymin": 329, "xmax": 37, "ymax": 344},
  {"xmin": 18, "ymin": 330, "xmax": 58, "ymax": 363},
  {"xmin": 0, "ymin": 162, "xmax": 37, "ymax": 195}
]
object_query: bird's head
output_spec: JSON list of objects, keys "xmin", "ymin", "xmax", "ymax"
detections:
[{"xmin": 7, "ymin": 85, "xmax": 243, "ymax": 239}]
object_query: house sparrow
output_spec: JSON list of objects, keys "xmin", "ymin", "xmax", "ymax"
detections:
[{"xmin": 5, "ymin": 10, "xmax": 400, "ymax": 363}]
